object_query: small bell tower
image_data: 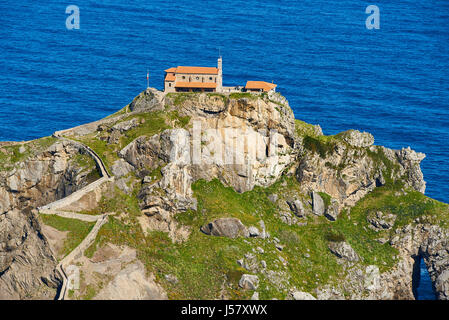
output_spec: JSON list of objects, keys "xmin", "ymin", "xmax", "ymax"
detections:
[{"xmin": 217, "ymin": 55, "xmax": 223, "ymax": 92}]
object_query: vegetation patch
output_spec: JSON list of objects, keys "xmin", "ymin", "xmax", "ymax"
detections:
[
  {"xmin": 295, "ymin": 119, "xmax": 320, "ymax": 138},
  {"xmin": 303, "ymin": 135, "xmax": 338, "ymax": 158},
  {"xmin": 166, "ymin": 92, "xmax": 200, "ymax": 106},
  {"xmin": 229, "ymin": 92, "xmax": 258, "ymax": 100},
  {"xmin": 39, "ymin": 214, "xmax": 94, "ymax": 258}
]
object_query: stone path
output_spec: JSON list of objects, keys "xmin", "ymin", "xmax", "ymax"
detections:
[{"xmin": 37, "ymin": 136, "xmax": 115, "ymax": 300}]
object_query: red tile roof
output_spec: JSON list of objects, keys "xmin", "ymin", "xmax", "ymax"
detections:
[
  {"xmin": 165, "ymin": 73, "xmax": 175, "ymax": 81},
  {"xmin": 245, "ymin": 81, "xmax": 277, "ymax": 92},
  {"xmin": 165, "ymin": 66, "xmax": 218, "ymax": 75}
]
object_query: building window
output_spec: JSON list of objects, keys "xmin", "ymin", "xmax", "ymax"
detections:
[
  {"xmin": 182, "ymin": 76, "xmax": 186, "ymax": 79},
  {"xmin": 209, "ymin": 77, "xmax": 212, "ymax": 80},
  {"xmin": 196, "ymin": 76, "xmax": 199, "ymax": 80},
  {"xmin": 169, "ymin": 83, "xmax": 171, "ymax": 87}
]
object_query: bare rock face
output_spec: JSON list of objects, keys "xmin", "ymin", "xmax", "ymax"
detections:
[
  {"xmin": 120, "ymin": 93, "xmax": 298, "ymax": 242},
  {"xmin": 121, "ymin": 93, "xmax": 297, "ymax": 196},
  {"xmin": 201, "ymin": 218, "xmax": 249, "ymax": 238},
  {"xmin": 0, "ymin": 141, "xmax": 96, "ymax": 299},
  {"xmin": 94, "ymin": 261, "xmax": 167, "ymax": 300},
  {"xmin": 395, "ymin": 147, "xmax": 426, "ymax": 193},
  {"xmin": 0, "ymin": 210, "xmax": 61, "ymax": 300}
]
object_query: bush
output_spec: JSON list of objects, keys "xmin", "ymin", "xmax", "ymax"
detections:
[
  {"xmin": 324, "ymin": 230, "xmax": 346, "ymax": 242},
  {"xmin": 278, "ymin": 229, "xmax": 301, "ymax": 244},
  {"xmin": 303, "ymin": 136, "xmax": 336, "ymax": 158}
]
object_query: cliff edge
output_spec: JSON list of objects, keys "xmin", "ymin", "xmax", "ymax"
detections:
[{"xmin": 0, "ymin": 89, "xmax": 447, "ymax": 300}]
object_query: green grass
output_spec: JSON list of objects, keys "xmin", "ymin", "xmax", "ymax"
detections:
[
  {"xmin": 295, "ymin": 119, "xmax": 320, "ymax": 138},
  {"xmin": 206, "ymin": 93, "xmax": 229, "ymax": 103},
  {"xmin": 302, "ymin": 135, "xmax": 339, "ymax": 158},
  {"xmin": 71, "ymin": 153, "xmax": 97, "ymax": 174},
  {"xmin": 81, "ymin": 184, "xmax": 141, "ymax": 219},
  {"xmin": 229, "ymin": 92, "xmax": 258, "ymax": 100},
  {"xmin": 40, "ymin": 214, "xmax": 95, "ymax": 258},
  {"xmin": 119, "ymin": 111, "xmax": 171, "ymax": 146},
  {"xmin": 166, "ymin": 92, "xmax": 200, "ymax": 106}
]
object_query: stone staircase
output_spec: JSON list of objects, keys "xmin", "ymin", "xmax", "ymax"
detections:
[{"xmin": 37, "ymin": 136, "xmax": 115, "ymax": 300}]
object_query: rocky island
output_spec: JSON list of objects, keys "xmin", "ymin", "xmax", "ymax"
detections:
[{"xmin": 0, "ymin": 89, "xmax": 448, "ymax": 300}]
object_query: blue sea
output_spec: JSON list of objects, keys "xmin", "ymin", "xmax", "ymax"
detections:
[{"xmin": 0, "ymin": 1, "xmax": 447, "ymax": 299}]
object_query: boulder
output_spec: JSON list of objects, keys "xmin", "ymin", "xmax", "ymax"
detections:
[
  {"xmin": 111, "ymin": 118, "xmax": 139, "ymax": 133},
  {"xmin": 328, "ymin": 241, "xmax": 359, "ymax": 262},
  {"xmin": 324, "ymin": 200, "xmax": 339, "ymax": 221},
  {"xmin": 248, "ymin": 226, "xmax": 260, "ymax": 237},
  {"xmin": 312, "ymin": 192, "xmax": 325, "ymax": 216},
  {"xmin": 268, "ymin": 194, "xmax": 278, "ymax": 203},
  {"xmin": 201, "ymin": 218, "xmax": 249, "ymax": 238},
  {"xmin": 239, "ymin": 274, "xmax": 259, "ymax": 290},
  {"xmin": 291, "ymin": 291, "xmax": 317, "ymax": 300},
  {"xmin": 286, "ymin": 199, "xmax": 305, "ymax": 217},
  {"xmin": 258, "ymin": 220, "xmax": 267, "ymax": 239},
  {"xmin": 364, "ymin": 265, "xmax": 381, "ymax": 291}
]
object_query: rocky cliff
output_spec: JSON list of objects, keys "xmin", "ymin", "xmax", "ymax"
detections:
[
  {"xmin": 0, "ymin": 139, "xmax": 99, "ymax": 299},
  {"xmin": 0, "ymin": 89, "xmax": 448, "ymax": 300}
]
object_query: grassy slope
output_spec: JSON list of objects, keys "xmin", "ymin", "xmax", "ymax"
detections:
[{"xmin": 39, "ymin": 215, "xmax": 95, "ymax": 258}]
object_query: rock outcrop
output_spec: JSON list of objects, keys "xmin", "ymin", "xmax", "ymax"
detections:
[
  {"xmin": 296, "ymin": 131, "xmax": 426, "ymax": 211},
  {"xmin": 201, "ymin": 218, "xmax": 249, "ymax": 238}
]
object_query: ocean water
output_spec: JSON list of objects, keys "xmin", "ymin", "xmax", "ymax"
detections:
[{"xmin": 0, "ymin": 1, "xmax": 447, "ymax": 299}]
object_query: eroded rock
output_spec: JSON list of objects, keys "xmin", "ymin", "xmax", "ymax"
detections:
[
  {"xmin": 201, "ymin": 218, "xmax": 249, "ymax": 238},
  {"xmin": 328, "ymin": 241, "xmax": 359, "ymax": 262}
]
